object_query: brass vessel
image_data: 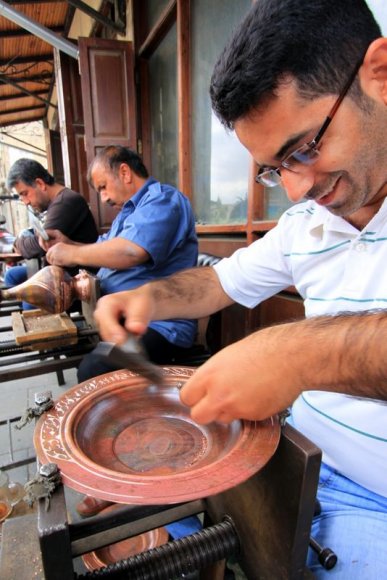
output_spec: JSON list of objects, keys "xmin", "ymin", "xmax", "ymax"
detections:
[{"xmin": 0, "ymin": 265, "xmax": 92, "ymax": 313}]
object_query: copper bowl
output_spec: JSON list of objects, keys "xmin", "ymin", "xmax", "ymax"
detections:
[
  {"xmin": 34, "ymin": 367, "xmax": 280, "ymax": 504},
  {"xmin": 82, "ymin": 504, "xmax": 169, "ymax": 571}
]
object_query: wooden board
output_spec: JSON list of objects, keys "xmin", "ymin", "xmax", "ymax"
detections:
[{"xmin": 11, "ymin": 310, "xmax": 78, "ymax": 349}]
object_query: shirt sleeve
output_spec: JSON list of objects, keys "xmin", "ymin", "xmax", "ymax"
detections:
[
  {"xmin": 44, "ymin": 190, "xmax": 98, "ymax": 243},
  {"xmin": 14, "ymin": 233, "xmax": 45, "ymax": 258},
  {"xmin": 117, "ymin": 189, "xmax": 187, "ymax": 266},
  {"xmin": 213, "ymin": 215, "xmax": 294, "ymax": 307}
]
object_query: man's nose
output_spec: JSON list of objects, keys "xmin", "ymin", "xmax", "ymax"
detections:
[{"xmin": 281, "ymin": 167, "xmax": 315, "ymax": 203}]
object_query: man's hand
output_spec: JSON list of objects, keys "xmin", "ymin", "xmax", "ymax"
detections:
[
  {"xmin": 39, "ymin": 229, "xmax": 72, "ymax": 251},
  {"xmin": 46, "ymin": 242, "xmax": 78, "ymax": 267},
  {"xmin": 179, "ymin": 324, "xmax": 303, "ymax": 423},
  {"xmin": 94, "ymin": 289, "xmax": 155, "ymax": 344}
]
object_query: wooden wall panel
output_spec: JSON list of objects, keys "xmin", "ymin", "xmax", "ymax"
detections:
[
  {"xmin": 259, "ymin": 294, "xmax": 305, "ymax": 328},
  {"xmin": 79, "ymin": 38, "xmax": 137, "ymax": 232},
  {"xmin": 45, "ymin": 129, "xmax": 64, "ymax": 185},
  {"xmin": 55, "ymin": 50, "xmax": 89, "ymax": 201}
]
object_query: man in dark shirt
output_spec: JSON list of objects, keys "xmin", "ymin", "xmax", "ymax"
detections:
[{"xmin": 4, "ymin": 159, "xmax": 98, "ymax": 304}]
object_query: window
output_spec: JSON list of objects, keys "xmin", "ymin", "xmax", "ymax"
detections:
[
  {"xmin": 138, "ymin": 0, "xmax": 292, "ymax": 235},
  {"xmin": 191, "ymin": 0, "xmax": 251, "ymax": 225},
  {"xmin": 148, "ymin": 23, "xmax": 178, "ymax": 186}
]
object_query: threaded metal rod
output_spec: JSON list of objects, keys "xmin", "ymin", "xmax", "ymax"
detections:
[{"xmin": 76, "ymin": 516, "xmax": 239, "ymax": 579}]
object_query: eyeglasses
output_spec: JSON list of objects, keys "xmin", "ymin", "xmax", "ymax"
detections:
[{"xmin": 255, "ymin": 57, "xmax": 364, "ymax": 188}]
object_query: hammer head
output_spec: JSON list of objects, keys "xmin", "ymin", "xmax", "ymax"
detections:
[{"xmin": 94, "ymin": 335, "xmax": 165, "ymax": 385}]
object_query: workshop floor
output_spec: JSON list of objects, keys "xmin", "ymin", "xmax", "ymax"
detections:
[{"xmin": 0, "ymin": 347, "xmax": 90, "ymax": 576}]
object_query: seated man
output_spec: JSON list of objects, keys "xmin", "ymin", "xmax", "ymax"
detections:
[
  {"xmin": 43, "ymin": 145, "xmax": 199, "ymax": 523},
  {"xmin": 5, "ymin": 159, "xmax": 98, "ymax": 308},
  {"xmin": 43, "ymin": 145, "xmax": 198, "ymax": 380},
  {"xmin": 93, "ymin": 0, "xmax": 387, "ymax": 576}
]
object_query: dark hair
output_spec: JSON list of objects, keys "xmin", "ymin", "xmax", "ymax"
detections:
[
  {"xmin": 210, "ymin": 0, "xmax": 382, "ymax": 129},
  {"xmin": 7, "ymin": 158, "xmax": 55, "ymax": 189},
  {"xmin": 88, "ymin": 145, "xmax": 149, "ymax": 186}
]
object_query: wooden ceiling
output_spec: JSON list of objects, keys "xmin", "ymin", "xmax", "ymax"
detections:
[{"xmin": 0, "ymin": 0, "xmax": 74, "ymax": 128}]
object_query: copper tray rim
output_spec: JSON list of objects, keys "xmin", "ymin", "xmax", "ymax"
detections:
[{"xmin": 34, "ymin": 367, "xmax": 281, "ymax": 504}]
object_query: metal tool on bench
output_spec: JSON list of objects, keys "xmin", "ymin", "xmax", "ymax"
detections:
[{"xmin": 93, "ymin": 333, "xmax": 165, "ymax": 384}]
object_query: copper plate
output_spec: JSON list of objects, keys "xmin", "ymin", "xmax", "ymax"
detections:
[
  {"xmin": 34, "ymin": 367, "xmax": 280, "ymax": 504},
  {"xmin": 82, "ymin": 504, "xmax": 169, "ymax": 571}
]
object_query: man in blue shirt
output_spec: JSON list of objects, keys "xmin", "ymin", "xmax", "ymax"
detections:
[
  {"xmin": 44, "ymin": 146, "xmax": 200, "ymax": 522},
  {"xmin": 44, "ymin": 145, "xmax": 198, "ymax": 378}
]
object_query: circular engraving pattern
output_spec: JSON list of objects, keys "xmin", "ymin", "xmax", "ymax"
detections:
[
  {"xmin": 34, "ymin": 368, "xmax": 280, "ymax": 504},
  {"xmin": 113, "ymin": 417, "xmax": 207, "ymax": 474}
]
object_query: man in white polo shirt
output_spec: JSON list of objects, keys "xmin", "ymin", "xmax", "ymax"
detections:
[{"xmin": 92, "ymin": 0, "xmax": 387, "ymax": 577}]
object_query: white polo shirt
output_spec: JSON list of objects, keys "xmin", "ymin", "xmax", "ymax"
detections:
[{"xmin": 213, "ymin": 199, "xmax": 387, "ymax": 497}]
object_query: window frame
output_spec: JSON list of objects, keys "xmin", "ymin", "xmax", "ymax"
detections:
[{"xmin": 133, "ymin": 0, "xmax": 278, "ymax": 246}]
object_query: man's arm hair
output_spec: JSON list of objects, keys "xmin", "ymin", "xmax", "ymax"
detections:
[
  {"xmin": 275, "ymin": 310, "xmax": 387, "ymax": 401},
  {"xmin": 148, "ymin": 266, "xmax": 234, "ymax": 319}
]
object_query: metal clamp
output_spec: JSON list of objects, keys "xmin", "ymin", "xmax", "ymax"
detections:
[
  {"xmin": 24, "ymin": 462, "xmax": 61, "ymax": 511},
  {"xmin": 15, "ymin": 390, "xmax": 53, "ymax": 430},
  {"xmin": 279, "ymin": 408, "xmax": 291, "ymax": 427}
]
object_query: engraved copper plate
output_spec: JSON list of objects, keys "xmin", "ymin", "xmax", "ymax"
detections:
[
  {"xmin": 34, "ymin": 367, "xmax": 280, "ymax": 504},
  {"xmin": 82, "ymin": 505, "xmax": 169, "ymax": 571}
]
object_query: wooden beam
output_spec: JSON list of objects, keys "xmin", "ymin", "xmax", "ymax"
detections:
[
  {"xmin": 138, "ymin": 0, "xmax": 176, "ymax": 58},
  {"xmin": 0, "ymin": 53, "xmax": 53, "ymax": 67},
  {"xmin": 0, "ymin": 104, "xmax": 44, "ymax": 116},
  {"xmin": 0, "ymin": 26, "xmax": 64, "ymax": 38},
  {"xmin": 0, "ymin": 90, "xmax": 49, "ymax": 101}
]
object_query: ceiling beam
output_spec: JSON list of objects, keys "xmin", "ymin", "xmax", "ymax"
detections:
[
  {"xmin": 6, "ymin": 0, "xmax": 61, "ymax": 4},
  {"xmin": 1, "ymin": 72, "xmax": 52, "ymax": 84},
  {"xmin": 0, "ymin": 89, "xmax": 49, "ymax": 101},
  {"xmin": 0, "ymin": 104, "xmax": 44, "ymax": 116},
  {"xmin": 0, "ymin": 113, "xmax": 45, "ymax": 128},
  {"xmin": 0, "ymin": 26, "xmax": 64, "ymax": 38},
  {"xmin": 0, "ymin": 0, "xmax": 79, "ymax": 59},
  {"xmin": 0, "ymin": 53, "xmax": 53, "ymax": 66},
  {"xmin": 0, "ymin": 74, "xmax": 57, "ymax": 108}
]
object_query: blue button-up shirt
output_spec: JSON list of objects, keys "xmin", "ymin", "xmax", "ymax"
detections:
[{"xmin": 97, "ymin": 178, "xmax": 198, "ymax": 347}]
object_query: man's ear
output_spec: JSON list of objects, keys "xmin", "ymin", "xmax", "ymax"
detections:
[
  {"xmin": 360, "ymin": 37, "xmax": 387, "ymax": 104},
  {"xmin": 119, "ymin": 163, "xmax": 132, "ymax": 184},
  {"xmin": 34, "ymin": 177, "xmax": 46, "ymax": 190}
]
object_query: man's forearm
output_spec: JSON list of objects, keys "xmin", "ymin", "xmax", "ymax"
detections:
[
  {"xmin": 281, "ymin": 310, "xmax": 387, "ymax": 400},
  {"xmin": 147, "ymin": 266, "xmax": 234, "ymax": 319},
  {"xmin": 177, "ymin": 309, "xmax": 387, "ymax": 425},
  {"xmin": 46, "ymin": 237, "xmax": 148, "ymax": 269},
  {"xmin": 70, "ymin": 241, "xmax": 139, "ymax": 268},
  {"xmin": 94, "ymin": 266, "xmax": 234, "ymax": 343}
]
